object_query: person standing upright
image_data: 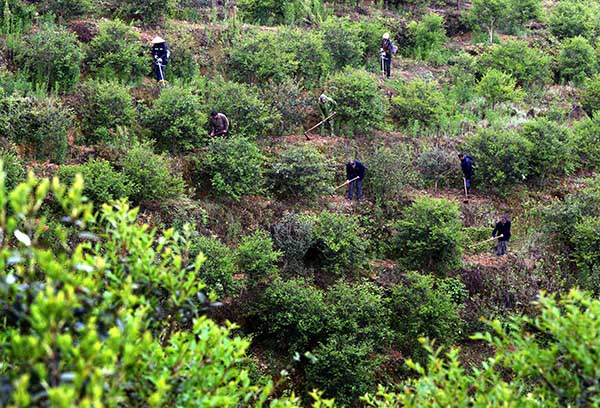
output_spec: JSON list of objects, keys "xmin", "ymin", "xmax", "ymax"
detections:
[
  {"xmin": 492, "ymin": 215, "xmax": 511, "ymax": 256},
  {"xmin": 151, "ymin": 36, "xmax": 170, "ymax": 83},
  {"xmin": 381, "ymin": 33, "xmax": 394, "ymax": 79},
  {"xmin": 346, "ymin": 160, "xmax": 367, "ymax": 202},
  {"xmin": 458, "ymin": 153, "xmax": 474, "ymax": 193}
]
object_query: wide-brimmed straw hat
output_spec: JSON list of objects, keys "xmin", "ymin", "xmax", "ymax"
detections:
[
  {"xmin": 382, "ymin": 32, "xmax": 390, "ymax": 39},
  {"xmin": 151, "ymin": 36, "xmax": 166, "ymax": 44}
]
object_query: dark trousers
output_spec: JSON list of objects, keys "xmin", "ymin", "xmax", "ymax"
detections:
[
  {"xmin": 382, "ymin": 53, "xmax": 391, "ymax": 78},
  {"xmin": 497, "ymin": 240, "xmax": 508, "ymax": 256},
  {"xmin": 348, "ymin": 179, "xmax": 363, "ymax": 200},
  {"xmin": 154, "ymin": 63, "xmax": 166, "ymax": 81},
  {"xmin": 464, "ymin": 177, "xmax": 471, "ymax": 191}
]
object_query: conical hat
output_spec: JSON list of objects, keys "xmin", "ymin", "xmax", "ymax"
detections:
[
  {"xmin": 382, "ymin": 32, "xmax": 390, "ymax": 39},
  {"xmin": 152, "ymin": 36, "xmax": 166, "ymax": 44}
]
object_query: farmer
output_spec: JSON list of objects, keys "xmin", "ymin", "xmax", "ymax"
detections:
[
  {"xmin": 209, "ymin": 110, "xmax": 229, "ymax": 137},
  {"xmin": 318, "ymin": 93, "xmax": 337, "ymax": 137},
  {"xmin": 492, "ymin": 215, "xmax": 511, "ymax": 256},
  {"xmin": 458, "ymin": 153, "xmax": 474, "ymax": 193},
  {"xmin": 151, "ymin": 36, "xmax": 170, "ymax": 82},
  {"xmin": 381, "ymin": 32, "xmax": 393, "ymax": 79},
  {"xmin": 346, "ymin": 160, "xmax": 367, "ymax": 201}
]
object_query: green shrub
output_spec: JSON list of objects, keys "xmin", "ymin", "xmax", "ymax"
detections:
[
  {"xmin": 237, "ymin": 0, "xmax": 325, "ymax": 25},
  {"xmin": 12, "ymin": 24, "xmax": 83, "ymax": 92},
  {"xmin": 189, "ymin": 235, "xmax": 238, "ymax": 298},
  {"xmin": 462, "ymin": 128, "xmax": 533, "ymax": 190},
  {"xmin": 76, "ymin": 80, "xmax": 136, "ymax": 144},
  {"xmin": 574, "ymin": 112, "xmax": 600, "ymax": 169},
  {"xmin": 121, "ymin": 143, "xmax": 186, "ymax": 203},
  {"xmin": 270, "ymin": 213, "xmax": 315, "ymax": 274},
  {"xmin": 163, "ymin": 31, "xmax": 200, "ymax": 82},
  {"xmin": 57, "ymin": 159, "xmax": 134, "ymax": 204},
  {"xmin": 549, "ymin": 0, "xmax": 596, "ymax": 40},
  {"xmin": 417, "ymin": 147, "xmax": 455, "ymax": 190},
  {"xmin": 467, "ymin": 0, "xmax": 512, "ymax": 43},
  {"xmin": 260, "ymin": 79, "xmax": 312, "ymax": 135},
  {"xmin": 367, "ymin": 144, "xmax": 420, "ymax": 203},
  {"xmin": 307, "ymin": 211, "xmax": 370, "ymax": 278},
  {"xmin": 236, "ymin": 230, "xmax": 281, "ymax": 285},
  {"xmin": 479, "ymin": 40, "xmax": 551, "ymax": 88},
  {"xmin": 0, "ymin": 0, "xmax": 35, "ymax": 34},
  {"xmin": 207, "ymin": 80, "xmax": 277, "ymax": 138},
  {"xmin": 87, "ymin": 19, "xmax": 147, "ymax": 83},
  {"xmin": 520, "ymin": 118, "xmax": 574, "ymax": 180},
  {"xmin": 0, "ymin": 147, "xmax": 25, "ymax": 189},
  {"xmin": 392, "ymin": 197, "xmax": 463, "ymax": 275},
  {"xmin": 143, "ymin": 86, "xmax": 206, "ymax": 151},
  {"xmin": 324, "ymin": 68, "xmax": 385, "ymax": 135},
  {"xmin": 305, "ymin": 336, "xmax": 382, "ymax": 406},
  {"xmin": 390, "ymin": 79, "xmax": 447, "ymax": 128},
  {"xmin": 320, "ymin": 17, "xmax": 365, "ymax": 70},
  {"xmin": 255, "ymin": 277, "xmax": 327, "ymax": 352},
  {"xmin": 581, "ymin": 75, "xmax": 600, "ymax": 116},
  {"xmin": 37, "ymin": 0, "xmax": 91, "ymax": 20},
  {"xmin": 571, "ymin": 216, "xmax": 600, "ymax": 294},
  {"xmin": 389, "ymin": 272, "xmax": 465, "ymax": 360},
  {"xmin": 110, "ymin": 0, "xmax": 175, "ymax": 25},
  {"xmin": 407, "ymin": 13, "xmax": 447, "ymax": 63},
  {"xmin": 0, "ymin": 96, "xmax": 72, "ymax": 163},
  {"xmin": 267, "ymin": 144, "xmax": 333, "ymax": 199},
  {"xmin": 476, "ymin": 68, "xmax": 522, "ymax": 109},
  {"xmin": 278, "ymin": 28, "xmax": 331, "ymax": 86},
  {"xmin": 559, "ymin": 36, "xmax": 597, "ymax": 85},
  {"xmin": 204, "ymin": 136, "xmax": 265, "ymax": 201}
]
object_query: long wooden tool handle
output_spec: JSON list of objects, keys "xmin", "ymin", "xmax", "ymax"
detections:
[
  {"xmin": 334, "ymin": 176, "xmax": 360, "ymax": 191},
  {"xmin": 304, "ymin": 112, "xmax": 337, "ymax": 135},
  {"xmin": 470, "ymin": 234, "xmax": 503, "ymax": 248},
  {"xmin": 463, "ymin": 177, "xmax": 468, "ymax": 199}
]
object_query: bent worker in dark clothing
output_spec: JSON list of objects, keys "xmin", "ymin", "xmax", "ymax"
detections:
[
  {"xmin": 492, "ymin": 215, "xmax": 511, "ymax": 256},
  {"xmin": 151, "ymin": 36, "xmax": 170, "ymax": 82},
  {"xmin": 458, "ymin": 153, "xmax": 474, "ymax": 192},
  {"xmin": 209, "ymin": 110, "xmax": 229, "ymax": 137},
  {"xmin": 346, "ymin": 160, "xmax": 367, "ymax": 201}
]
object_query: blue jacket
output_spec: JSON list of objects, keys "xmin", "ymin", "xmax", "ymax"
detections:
[
  {"xmin": 152, "ymin": 42, "xmax": 170, "ymax": 64},
  {"xmin": 346, "ymin": 161, "xmax": 367, "ymax": 180},
  {"xmin": 461, "ymin": 156, "xmax": 474, "ymax": 178}
]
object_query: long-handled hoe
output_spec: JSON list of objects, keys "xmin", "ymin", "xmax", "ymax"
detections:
[
  {"xmin": 332, "ymin": 176, "xmax": 360, "ymax": 195},
  {"xmin": 469, "ymin": 234, "xmax": 503, "ymax": 249},
  {"xmin": 304, "ymin": 112, "xmax": 337, "ymax": 141},
  {"xmin": 463, "ymin": 178, "xmax": 469, "ymax": 203}
]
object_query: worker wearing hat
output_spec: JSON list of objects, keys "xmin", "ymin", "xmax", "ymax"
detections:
[
  {"xmin": 151, "ymin": 36, "xmax": 170, "ymax": 82},
  {"xmin": 380, "ymin": 32, "xmax": 393, "ymax": 79}
]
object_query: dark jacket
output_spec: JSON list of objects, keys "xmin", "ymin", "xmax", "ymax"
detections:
[
  {"xmin": 210, "ymin": 113, "xmax": 229, "ymax": 136},
  {"xmin": 346, "ymin": 161, "xmax": 367, "ymax": 181},
  {"xmin": 461, "ymin": 156, "xmax": 474, "ymax": 179},
  {"xmin": 492, "ymin": 220, "xmax": 511, "ymax": 241},
  {"xmin": 381, "ymin": 38, "xmax": 392, "ymax": 56},
  {"xmin": 152, "ymin": 42, "xmax": 170, "ymax": 65}
]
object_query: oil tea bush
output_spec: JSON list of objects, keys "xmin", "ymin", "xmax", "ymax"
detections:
[
  {"xmin": 12, "ymin": 24, "xmax": 83, "ymax": 92},
  {"xmin": 559, "ymin": 36, "xmax": 597, "ymax": 85},
  {"xmin": 238, "ymin": 0, "xmax": 325, "ymax": 26},
  {"xmin": 189, "ymin": 235, "xmax": 238, "ymax": 298},
  {"xmin": 549, "ymin": 0, "xmax": 596, "ymax": 40},
  {"xmin": 367, "ymin": 143, "xmax": 420, "ymax": 203},
  {"xmin": 267, "ymin": 144, "xmax": 333, "ymax": 199},
  {"xmin": 324, "ymin": 68, "xmax": 385, "ymax": 135},
  {"xmin": 87, "ymin": 19, "xmax": 147, "ymax": 83},
  {"xmin": 319, "ymin": 17, "xmax": 365, "ymax": 70},
  {"xmin": 270, "ymin": 213, "xmax": 316, "ymax": 274},
  {"xmin": 76, "ymin": 80, "xmax": 136, "ymax": 144},
  {"xmin": 37, "ymin": 0, "xmax": 91, "ymax": 20},
  {"xmin": 236, "ymin": 230, "xmax": 281, "ymax": 285},
  {"xmin": 407, "ymin": 13, "xmax": 448, "ymax": 63},
  {"xmin": 392, "ymin": 197, "xmax": 463, "ymax": 275},
  {"xmin": 390, "ymin": 79, "xmax": 447, "ymax": 128},
  {"xmin": 260, "ymin": 79, "xmax": 312, "ymax": 135},
  {"xmin": 204, "ymin": 136, "xmax": 266, "ymax": 201},
  {"xmin": 574, "ymin": 112, "xmax": 600, "ymax": 169},
  {"xmin": 109, "ymin": 0, "xmax": 175, "ymax": 25},
  {"xmin": 0, "ymin": 146, "xmax": 25, "ymax": 189}
]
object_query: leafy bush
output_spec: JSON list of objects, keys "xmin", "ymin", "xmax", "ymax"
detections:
[
  {"xmin": 407, "ymin": 13, "xmax": 447, "ymax": 62},
  {"xmin": 549, "ymin": 0, "xmax": 596, "ymax": 40},
  {"xmin": 109, "ymin": 0, "xmax": 175, "ymax": 25},
  {"xmin": 363, "ymin": 290, "xmax": 600, "ymax": 407},
  {"xmin": 0, "ymin": 173, "xmax": 297, "ymax": 407},
  {"xmin": 320, "ymin": 17, "xmax": 365, "ymax": 70},
  {"xmin": 207, "ymin": 80, "xmax": 277, "ymax": 138},
  {"xmin": 76, "ymin": 80, "xmax": 136, "ymax": 144},
  {"xmin": 389, "ymin": 272, "xmax": 465, "ymax": 359},
  {"xmin": 0, "ymin": 96, "xmax": 72, "ymax": 163},
  {"xmin": 254, "ymin": 277, "xmax": 327, "ymax": 352},
  {"xmin": 324, "ymin": 68, "xmax": 385, "ymax": 135},
  {"xmin": 143, "ymin": 86, "xmax": 206, "ymax": 151},
  {"xmin": 267, "ymin": 144, "xmax": 333, "ymax": 199},
  {"xmin": 57, "ymin": 158, "xmax": 135, "ymax": 204},
  {"xmin": 367, "ymin": 144, "xmax": 420, "ymax": 203},
  {"xmin": 390, "ymin": 79, "xmax": 447, "ymax": 128},
  {"xmin": 479, "ymin": 40, "xmax": 551, "ymax": 88},
  {"xmin": 476, "ymin": 69, "xmax": 522, "ymax": 109},
  {"xmin": 12, "ymin": 24, "xmax": 83, "ymax": 92},
  {"xmin": 0, "ymin": 0, "xmax": 35, "ymax": 34},
  {"xmin": 462, "ymin": 128, "xmax": 533, "ymax": 190},
  {"xmin": 571, "ymin": 216, "xmax": 600, "ymax": 293},
  {"xmin": 87, "ymin": 19, "xmax": 147, "ymax": 83},
  {"xmin": 559, "ymin": 36, "xmax": 597, "ymax": 85},
  {"xmin": 237, "ymin": 0, "xmax": 325, "ymax": 25},
  {"xmin": 270, "ymin": 213, "xmax": 315, "ymax": 274},
  {"xmin": 417, "ymin": 147, "xmax": 455, "ymax": 190},
  {"xmin": 307, "ymin": 211, "xmax": 370, "ymax": 278},
  {"xmin": 520, "ymin": 118, "xmax": 574, "ymax": 180},
  {"xmin": 37, "ymin": 0, "xmax": 91, "ymax": 20},
  {"xmin": 204, "ymin": 137, "xmax": 265, "ymax": 201},
  {"xmin": 260, "ymin": 79, "xmax": 312, "ymax": 135},
  {"xmin": 0, "ymin": 147, "xmax": 25, "ymax": 189},
  {"xmin": 581, "ymin": 75, "xmax": 600, "ymax": 116},
  {"xmin": 392, "ymin": 197, "xmax": 463, "ymax": 275},
  {"xmin": 189, "ymin": 235, "xmax": 238, "ymax": 298},
  {"xmin": 305, "ymin": 336, "xmax": 383, "ymax": 406},
  {"xmin": 574, "ymin": 112, "xmax": 600, "ymax": 169},
  {"xmin": 236, "ymin": 230, "xmax": 281, "ymax": 285},
  {"xmin": 121, "ymin": 143, "xmax": 186, "ymax": 203}
]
